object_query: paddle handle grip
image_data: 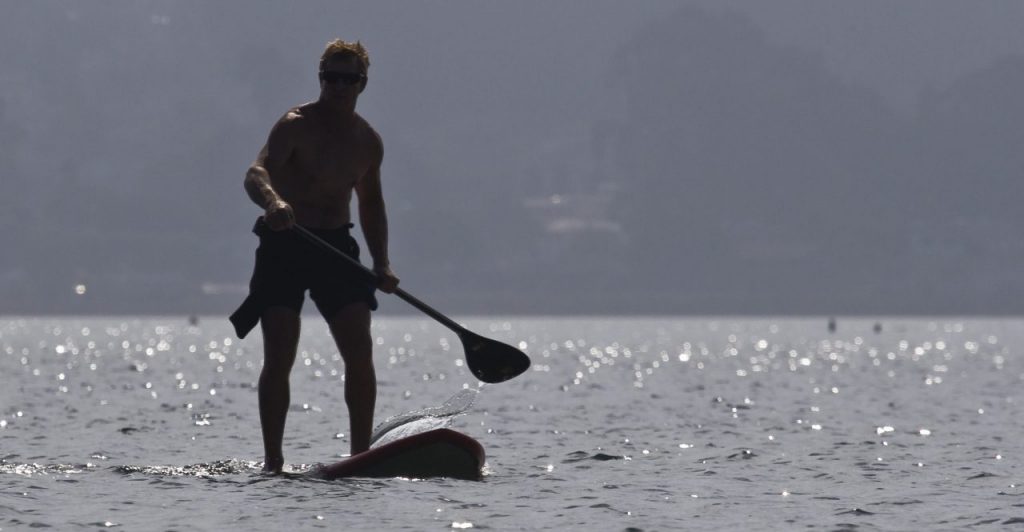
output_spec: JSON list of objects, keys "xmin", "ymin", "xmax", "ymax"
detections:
[{"xmin": 291, "ymin": 225, "xmax": 465, "ymax": 333}]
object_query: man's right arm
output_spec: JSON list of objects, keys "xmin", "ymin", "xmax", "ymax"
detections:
[{"xmin": 244, "ymin": 112, "xmax": 299, "ymax": 230}]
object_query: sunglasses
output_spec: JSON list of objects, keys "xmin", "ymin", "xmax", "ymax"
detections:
[{"xmin": 319, "ymin": 71, "xmax": 367, "ymax": 85}]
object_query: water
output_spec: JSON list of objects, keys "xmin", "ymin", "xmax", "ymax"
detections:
[
  {"xmin": 368, "ymin": 388, "xmax": 479, "ymax": 448},
  {"xmin": 2, "ymin": 316, "xmax": 1023, "ymax": 530}
]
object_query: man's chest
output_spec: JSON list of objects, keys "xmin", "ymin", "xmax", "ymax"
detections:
[{"xmin": 291, "ymin": 136, "xmax": 370, "ymax": 185}]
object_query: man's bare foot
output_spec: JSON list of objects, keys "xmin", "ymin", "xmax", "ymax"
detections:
[{"xmin": 263, "ymin": 456, "xmax": 284, "ymax": 474}]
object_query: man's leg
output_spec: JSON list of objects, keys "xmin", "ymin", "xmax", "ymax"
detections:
[
  {"xmin": 326, "ymin": 302, "xmax": 375, "ymax": 455},
  {"xmin": 258, "ymin": 306, "xmax": 300, "ymax": 472}
]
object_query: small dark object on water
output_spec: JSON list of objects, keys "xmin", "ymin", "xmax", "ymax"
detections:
[
  {"xmin": 828, "ymin": 317, "xmax": 836, "ymax": 333},
  {"xmin": 188, "ymin": 315, "xmax": 199, "ymax": 326},
  {"xmin": 873, "ymin": 322, "xmax": 882, "ymax": 333}
]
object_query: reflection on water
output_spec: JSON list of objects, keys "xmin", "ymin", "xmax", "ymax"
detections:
[
  {"xmin": 1, "ymin": 317, "xmax": 1023, "ymax": 530},
  {"xmin": 114, "ymin": 459, "xmax": 262, "ymax": 478}
]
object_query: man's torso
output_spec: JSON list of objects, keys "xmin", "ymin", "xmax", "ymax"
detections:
[{"xmin": 271, "ymin": 103, "xmax": 378, "ymax": 228}]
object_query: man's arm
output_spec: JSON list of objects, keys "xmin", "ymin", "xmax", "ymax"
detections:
[
  {"xmin": 244, "ymin": 112, "xmax": 299, "ymax": 230},
  {"xmin": 355, "ymin": 133, "xmax": 399, "ymax": 292}
]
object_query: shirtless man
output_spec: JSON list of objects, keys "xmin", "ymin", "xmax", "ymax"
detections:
[{"xmin": 229, "ymin": 39, "xmax": 400, "ymax": 473}]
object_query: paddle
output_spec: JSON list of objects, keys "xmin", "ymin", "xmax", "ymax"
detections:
[{"xmin": 291, "ymin": 225, "xmax": 531, "ymax": 383}]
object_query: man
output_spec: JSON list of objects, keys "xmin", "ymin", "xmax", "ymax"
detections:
[{"xmin": 229, "ymin": 39, "xmax": 400, "ymax": 473}]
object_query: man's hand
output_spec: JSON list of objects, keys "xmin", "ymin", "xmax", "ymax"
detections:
[
  {"xmin": 373, "ymin": 265, "xmax": 400, "ymax": 294},
  {"xmin": 264, "ymin": 199, "xmax": 295, "ymax": 231}
]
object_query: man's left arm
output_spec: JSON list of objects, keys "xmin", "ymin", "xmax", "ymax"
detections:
[{"xmin": 356, "ymin": 138, "xmax": 400, "ymax": 293}]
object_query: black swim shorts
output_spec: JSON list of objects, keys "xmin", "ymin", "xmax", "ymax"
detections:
[{"xmin": 229, "ymin": 218, "xmax": 378, "ymax": 338}]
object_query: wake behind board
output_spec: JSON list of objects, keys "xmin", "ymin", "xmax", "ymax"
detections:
[{"xmin": 315, "ymin": 428, "xmax": 484, "ymax": 480}]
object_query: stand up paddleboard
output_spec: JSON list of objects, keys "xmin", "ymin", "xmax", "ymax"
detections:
[{"xmin": 314, "ymin": 428, "xmax": 485, "ymax": 480}]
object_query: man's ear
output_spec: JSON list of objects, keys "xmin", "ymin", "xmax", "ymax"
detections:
[{"xmin": 359, "ymin": 77, "xmax": 369, "ymax": 94}]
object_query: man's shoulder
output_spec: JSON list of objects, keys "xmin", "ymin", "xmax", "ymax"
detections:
[
  {"xmin": 281, "ymin": 104, "xmax": 315, "ymax": 125},
  {"xmin": 270, "ymin": 104, "xmax": 315, "ymax": 137},
  {"xmin": 354, "ymin": 114, "xmax": 383, "ymax": 148}
]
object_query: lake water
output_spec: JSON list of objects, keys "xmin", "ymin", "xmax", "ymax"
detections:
[{"xmin": 2, "ymin": 316, "xmax": 1024, "ymax": 530}]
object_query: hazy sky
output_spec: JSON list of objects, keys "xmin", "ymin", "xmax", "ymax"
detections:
[
  {"xmin": 2, "ymin": 1, "xmax": 1023, "ymax": 315},
  {"xmin": 696, "ymin": 0, "xmax": 1024, "ymax": 109}
]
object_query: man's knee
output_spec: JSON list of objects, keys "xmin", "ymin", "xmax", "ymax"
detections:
[
  {"xmin": 261, "ymin": 356, "xmax": 296, "ymax": 377},
  {"xmin": 337, "ymin": 330, "xmax": 373, "ymax": 363}
]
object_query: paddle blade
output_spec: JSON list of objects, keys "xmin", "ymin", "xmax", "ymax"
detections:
[{"xmin": 459, "ymin": 331, "xmax": 531, "ymax": 383}]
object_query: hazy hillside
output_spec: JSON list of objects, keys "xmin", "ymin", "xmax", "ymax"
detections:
[{"xmin": 1, "ymin": 1, "xmax": 1022, "ymax": 315}]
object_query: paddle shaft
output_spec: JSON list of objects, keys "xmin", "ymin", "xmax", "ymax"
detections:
[{"xmin": 291, "ymin": 225, "xmax": 466, "ymax": 334}]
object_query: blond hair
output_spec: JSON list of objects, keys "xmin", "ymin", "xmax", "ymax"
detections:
[{"xmin": 319, "ymin": 39, "xmax": 370, "ymax": 73}]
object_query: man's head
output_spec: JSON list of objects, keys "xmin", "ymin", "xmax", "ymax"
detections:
[
  {"xmin": 320, "ymin": 39, "xmax": 369, "ymax": 73},
  {"xmin": 319, "ymin": 39, "xmax": 370, "ymax": 94}
]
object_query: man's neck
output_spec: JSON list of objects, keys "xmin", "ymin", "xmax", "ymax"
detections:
[{"xmin": 315, "ymin": 98, "xmax": 357, "ymax": 123}]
